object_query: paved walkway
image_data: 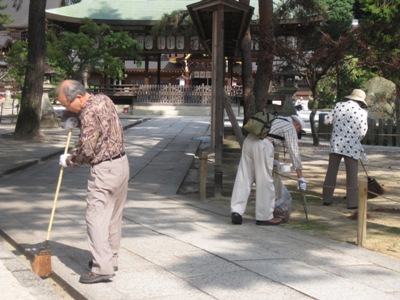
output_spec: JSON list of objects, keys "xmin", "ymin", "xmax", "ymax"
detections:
[{"xmin": 1, "ymin": 115, "xmax": 400, "ymax": 300}]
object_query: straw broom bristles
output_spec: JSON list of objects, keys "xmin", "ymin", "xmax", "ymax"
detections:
[
  {"xmin": 31, "ymin": 247, "xmax": 52, "ymax": 278},
  {"xmin": 367, "ymin": 177, "xmax": 385, "ymax": 199}
]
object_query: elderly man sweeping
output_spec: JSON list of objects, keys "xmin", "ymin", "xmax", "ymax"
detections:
[{"xmin": 57, "ymin": 80, "xmax": 129, "ymax": 284}]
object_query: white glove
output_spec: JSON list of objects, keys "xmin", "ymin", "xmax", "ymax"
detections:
[
  {"xmin": 360, "ymin": 149, "xmax": 369, "ymax": 164},
  {"xmin": 298, "ymin": 177, "xmax": 307, "ymax": 191},
  {"xmin": 59, "ymin": 154, "xmax": 71, "ymax": 168}
]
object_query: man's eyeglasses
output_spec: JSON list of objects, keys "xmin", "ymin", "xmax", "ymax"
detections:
[{"xmin": 64, "ymin": 97, "xmax": 77, "ymax": 108}]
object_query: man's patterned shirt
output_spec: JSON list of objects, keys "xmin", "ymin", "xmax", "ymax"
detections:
[{"xmin": 68, "ymin": 93, "xmax": 125, "ymax": 166}]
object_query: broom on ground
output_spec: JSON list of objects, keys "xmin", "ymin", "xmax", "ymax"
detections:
[
  {"xmin": 360, "ymin": 160, "xmax": 385, "ymax": 199},
  {"xmin": 32, "ymin": 118, "xmax": 77, "ymax": 278}
]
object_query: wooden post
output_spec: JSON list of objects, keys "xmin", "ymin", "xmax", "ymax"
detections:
[
  {"xmin": 387, "ymin": 119, "xmax": 393, "ymax": 146},
  {"xmin": 378, "ymin": 119, "xmax": 384, "ymax": 145},
  {"xmin": 211, "ymin": 5, "xmax": 225, "ymax": 165},
  {"xmin": 199, "ymin": 152, "xmax": 208, "ymax": 201},
  {"xmin": 357, "ymin": 180, "xmax": 368, "ymax": 246},
  {"xmin": 367, "ymin": 118, "xmax": 375, "ymax": 145},
  {"xmin": 211, "ymin": 5, "xmax": 225, "ymax": 197}
]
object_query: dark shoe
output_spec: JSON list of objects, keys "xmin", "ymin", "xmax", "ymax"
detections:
[
  {"xmin": 88, "ymin": 260, "xmax": 118, "ymax": 272},
  {"xmin": 231, "ymin": 212, "xmax": 242, "ymax": 225},
  {"xmin": 347, "ymin": 206, "xmax": 358, "ymax": 210},
  {"xmin": 79, "ymin": 271, "xmax": 114, "ymax": 284},
  {"xmin": 273, "ymin": 210, "xmax": 290, "ymax": 224},
  {"xmin": 281, "ymin": 211, "xmax": 290, "ymax": 224},
  {"xmin": 256, "ymin": 217, "xmax": 282, "ymax": 226},
  {"xmin": 323, "ymin": 202, "xmax": 331, "ymax": 206}
]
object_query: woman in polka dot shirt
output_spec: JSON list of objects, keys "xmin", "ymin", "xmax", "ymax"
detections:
[{"xmin": 322, "ymin": 89, "xmax": 368, "ymax": 209}]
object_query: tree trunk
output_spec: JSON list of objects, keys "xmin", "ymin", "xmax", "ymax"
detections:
[
  {"xmin": 14, "ymin": 0, "xmax": 47, "ymax": 140},
  {"xmin": 239, "ymin": 0, "xmax": 255, "ymax": 124},
  {"xmin": 254, "ymin": 0, "xmax": 274, "ymax": 111},
  {"xmin": 241, "ymin": 29, "xmax": 255, "ymax": 124}
]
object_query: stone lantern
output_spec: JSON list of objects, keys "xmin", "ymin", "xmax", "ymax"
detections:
[
  {"xmin": 40, "ymin": 65, "xmax": 60, "ymax": 128},
  {"xmin": 277, "ymin": 69, "xmax": 301, "ymax": 116}
]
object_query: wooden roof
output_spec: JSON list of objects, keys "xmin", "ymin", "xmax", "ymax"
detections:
[{"xmin": 187, "ymin": 0, "xmax": 254, "ymax": 57}]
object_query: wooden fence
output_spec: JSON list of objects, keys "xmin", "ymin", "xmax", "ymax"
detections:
[
  {"xmin": 90, "ymin": 84, "xmax": 139, "ymax": 97},
  {"xmin": 0, "ymin": 100, "xmax": 19, "ymax": 123},
  {"xmin": 136, "ymin": 84, "xmax": 213, "ymax": 105},
  {"xmin": 89, "ymin": 83, "xmax": 239, "ymax": 106},
  {"xmin": 318, "ymin": 113, "xmax": 400, "ymax": 147}
]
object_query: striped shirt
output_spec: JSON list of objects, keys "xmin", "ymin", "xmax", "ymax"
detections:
[{"xmin": 269, "ymin": 117, "xmax": 303, "ymax": 170}]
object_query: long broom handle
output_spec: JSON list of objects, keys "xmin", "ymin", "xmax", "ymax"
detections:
[{"xmin": 45, "ymin": 128, "xmax": 73, "ymax": 243}]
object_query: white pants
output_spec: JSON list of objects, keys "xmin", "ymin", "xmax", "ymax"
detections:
[{"xmin": 230, "ymin": 135, "xmax": 275, "ymax": 221}]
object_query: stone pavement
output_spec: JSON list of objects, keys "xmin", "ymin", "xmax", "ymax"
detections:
[{"xmin": 0, "ymin": 115, "xmax": 400, "ymax": 300}]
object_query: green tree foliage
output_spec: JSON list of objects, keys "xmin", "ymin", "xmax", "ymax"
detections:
[
  {"xmin": 317, "ymin": 56, "xmax": 375, "ymax": 108},
  {"xmin": 0, "ymin": 0, "xmax": 13, "ymax": 29},
  {"xmin": 275, "ymin": 0, "xmax": 356, "ymax": 145},
  {"xmin": 5, "ymin": 40, "xmax": 27, "ymax": 86},
  {"xmin": 318, "ymin": 0, "xmax": 355, "ymax": 39},
  {"xmin": 275, "ymin": 0, "xmax": 354, "ymax": 86},
  {"xmin": 357, "ymin": 0, "xmax": 400, "ymax": 121},
  {"xmin": 46, "ymin": 18, "xmax": 143, "ymax": 85},
  {"xmin": 151, "ymin": 10, "xmax": 195, "ymax": 37}
]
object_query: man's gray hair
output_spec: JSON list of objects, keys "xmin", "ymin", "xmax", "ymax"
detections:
[{"xmin": 62, "ymin": 80, "xmax": 86, "ymax": 102}]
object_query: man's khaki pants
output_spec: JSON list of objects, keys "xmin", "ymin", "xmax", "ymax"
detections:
[{"xmin": 87, "ymin": 155, "xmax": 129, "ymax": 275}]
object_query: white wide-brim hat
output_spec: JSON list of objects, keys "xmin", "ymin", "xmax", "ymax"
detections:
[{"xmin": 345, "ymin": 89, "xmax": 367, "ymax": 106}]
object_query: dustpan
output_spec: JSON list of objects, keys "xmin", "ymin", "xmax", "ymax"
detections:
[{"xmin": 360, "ymin": 160, "xmax": 385, "ymax": 199}]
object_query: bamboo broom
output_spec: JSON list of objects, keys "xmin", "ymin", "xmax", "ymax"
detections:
[{"xmin": 32, "ymin": 120, "xmax": 76, "ymax": 278}]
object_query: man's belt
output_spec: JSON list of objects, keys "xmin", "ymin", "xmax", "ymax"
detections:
[
  {"xmin": 93, "ymin": 152, "xmax": 126, "ymax": 165},
  {"xmin": 104, "ymin": 151, "xmax": 125, "ymax": 162}
]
